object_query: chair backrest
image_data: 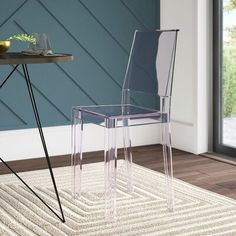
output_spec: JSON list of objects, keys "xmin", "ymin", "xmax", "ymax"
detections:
[{"xmin": 122, "ymin": 29, "xmax": 179, "ymax": 111}]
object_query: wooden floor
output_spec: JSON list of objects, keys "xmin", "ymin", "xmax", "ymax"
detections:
[
  {"xmin": 1, "ymin": 145, "xmax": 236, "ymax": 200},
  {"xmin": 131, "ymin": 145, "xmax": 236, "ymax": 200}
]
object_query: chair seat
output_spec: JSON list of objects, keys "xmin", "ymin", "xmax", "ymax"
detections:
[{"xmin": 74, "ymin": 104, "xmax": 167, "ymax": 126}]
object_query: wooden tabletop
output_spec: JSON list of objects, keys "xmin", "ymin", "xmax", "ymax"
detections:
[{"xmin": 0, "ymin": 52, "xmax": 73, "ymax": 65}]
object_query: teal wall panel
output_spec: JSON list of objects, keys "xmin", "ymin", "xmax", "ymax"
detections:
[{"xmin": 0, "ymin": 0, "xmax": 160, "ymax": 130}]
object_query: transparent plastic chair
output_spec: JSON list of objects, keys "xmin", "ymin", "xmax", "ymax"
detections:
[{"xmin": 71, "ymin": 29, "xmax": 179, "ymax": 219}]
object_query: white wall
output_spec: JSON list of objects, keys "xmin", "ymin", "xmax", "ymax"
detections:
[
  {"xmin": 0, "ymin": 124, "xmax": 160, "ymax": 161},
  {"xmin": 161, "ymin": 0, "xmax": 212, "ymax": 154}
]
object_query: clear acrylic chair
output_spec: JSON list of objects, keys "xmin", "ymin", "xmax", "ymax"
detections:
[{"xmin": 71, "ymin": 29, "xmax": 179, "ymax": 219}]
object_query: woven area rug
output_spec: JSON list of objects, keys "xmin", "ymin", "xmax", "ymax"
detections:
[{"xmin": 0, "ymin": 161, "xmax": 236, "ymax": 236}]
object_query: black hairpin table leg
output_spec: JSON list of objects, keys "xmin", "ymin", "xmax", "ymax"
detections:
[
  {"xmin": 0, "ymin": 64, "xmax": 65, "ymax": 222},
  {"xmin": 0, "ymin": 53, "xmax": 73, "ymax": 222},
  {"xmin": 21, "ymin": 64, "xmax": 65, "ymax": 222},
  {"xmin": 0, "ymin": 156, "xmax": 65, "ymax": 222}
]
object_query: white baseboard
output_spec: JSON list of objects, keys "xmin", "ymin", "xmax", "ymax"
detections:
[
  {"xmin": 171, "ymin": 120, "xmax": 195, "ymax": 153},
  {"xmin": 0, "ymin": 124, "xmax": 160, "ymax": 161},
  {"xmin": 0, "ymin": 120, "xmax": 196, "ymax": 161}
]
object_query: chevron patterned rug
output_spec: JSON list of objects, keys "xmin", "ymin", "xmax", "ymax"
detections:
[{"xmin": 0, "ymin": 161, "xmax": 236, "ymax": 236}]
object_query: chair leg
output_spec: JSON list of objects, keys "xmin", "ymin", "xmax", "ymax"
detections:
[
  {"xmin": 161, "ymin": 122, "xmax": 174, "ymax": 212},
  {"xmin": 71, "ymin": 109, "xmax": 83, "ymax": 198},
  {"xmin": 122, "ymin": 118, "xmax": 133, "ymax": 193},
  {"xmin": 104, "ymin": 119, "xmax": 117, "ymax": 219}
]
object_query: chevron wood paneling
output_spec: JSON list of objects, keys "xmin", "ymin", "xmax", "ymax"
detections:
[{"xmin": 0, "ymin": 0, "xmax": 160, "ymax": 131}]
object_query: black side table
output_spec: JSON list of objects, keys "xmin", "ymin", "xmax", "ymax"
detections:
[{"xmin": 0, "ymin": 52, "xmax": 73, "ymax": 222}]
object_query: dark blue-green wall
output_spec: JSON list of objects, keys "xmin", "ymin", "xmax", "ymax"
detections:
[{"xmin": 0, "ymin": 0, "xmax": 160, "ymax": 130}]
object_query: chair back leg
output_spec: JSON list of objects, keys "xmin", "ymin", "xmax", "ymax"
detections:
[{"xmin": 104, "ymin": 118, "xmax": 118, "ymax": 219}]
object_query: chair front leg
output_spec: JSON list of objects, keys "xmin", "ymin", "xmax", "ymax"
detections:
[
  {"xmin": 71, "ymin": 109, "xmax": 83, "ymax": 198},
  {"xmin": 161, "ymin": 121, "xmax": 174, "ymax": 212},
  {"xmin": 122, "ymin": 118, "xmax": 133, "ymax": 193},
  {"xmin": 104, "ymin": 118, "xmax": 117, "ymax": 220}
]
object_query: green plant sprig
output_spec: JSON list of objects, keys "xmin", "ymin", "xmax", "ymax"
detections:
[{"xmin": 6, "ymin": 34, "xmax": 36, "ymax": 44}]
